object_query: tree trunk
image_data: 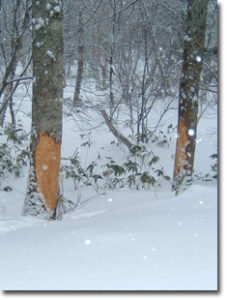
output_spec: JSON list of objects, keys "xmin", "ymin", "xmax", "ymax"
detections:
[
  {"xmin": 109, "ymin": 55, "xmax": 114, "ymax": 117},
  {"xmin": 23, "ymin": 0, "xmax": 63, "ymax": 219},
  {"xmin": 73, "ymin": 5, "xmax": 84, "ymax": 105},
  {"xmin": 100, "ymin": 110, "xmax": 136, "ymax": 153},
  {"xmin": 0, "ymin": 57, "xmax": 32, "ymax": 127},
  {"xmin": 0, "ymin": 0, "xmax": 28, "ymax": 125},
  {"xmin": 173, "ymin": 0, "xmax": 209, "ymax": 192},
  {"xmin": 0, "ymin": 46, "xmax": 19, "ymax": 127},
  {"xmin": 92, "ymin": 2, "xmax": 109, "ymax": 90}
]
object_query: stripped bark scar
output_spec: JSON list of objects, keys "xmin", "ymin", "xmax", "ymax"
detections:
[
  {"xmin": 174, "ymin": 119, "xmax": 188, "ymax": 178},
  {"xmin": 34, "ymin": 131, "xmax": 61, "ymax": 212}
]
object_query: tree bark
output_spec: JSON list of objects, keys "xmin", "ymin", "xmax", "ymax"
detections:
[
  {"xmin": 0, "ymin": 49, "xmax": 19, "ymax": 127},
  {"xmin": 173, "ymin": 0, "xmax": 209, "ymax": 192},
  {"xmin": 23, "ymin": 0, "xmax": 63, "ymax": 218},
  {"xmin": 92, "ymin": 2, "xmax": 109, "ymax": 90},
  {"xmin": 73, "ymin": 4, "xmax": 84, "ymax": 105}
]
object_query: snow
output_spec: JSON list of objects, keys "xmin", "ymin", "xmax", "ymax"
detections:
[
  {"xmin": 46, "ymin": 3, "xmax": 51, "ymax": 11},
  {"xmin": 53, "ymin": 5, "xmax": 61, "ymax": 13},
  {"xmin": 187, "ymin": 127, "xmax": 196, "ymax": 137},
  {"xmin": 46, "ymin": 50, "xmax": 55, "ymax": 60},
  {"xmin": 35, "ymin": 41, "xmax": 42, "ymax": 48},
  {"xmin": 0, "ymin": 71, "xmax": 217, "ymax": 291},
  {"xmin": 34, "ymin": 17, "xmax": 45, "ymax": 31},
  {"xmin": 0, "ymin": 184, "xmax": 217, "ymax": 290},
  {"xmin": 184, "ymin": 34, "xmax": 192, "ymax": 42},
  {"xmin": 196, "ymin": 55, "xmax": 202, "ymax": 62},
  {"xmin": 42, "ymin": 164, "xmax": 48, "ymax": 170}
]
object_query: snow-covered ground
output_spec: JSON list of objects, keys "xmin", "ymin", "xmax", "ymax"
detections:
[
  {"xmin": 0, "ymin": 79, "xmax": 217, "ymax": 291},
  {"xmin": 0, "ymin": 184, "xmax": 217, "ymax": 290}
]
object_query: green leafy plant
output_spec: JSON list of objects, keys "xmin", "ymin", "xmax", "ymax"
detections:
[
  {"xmin": 61, "ymin": 148, "xmax": 172, "ymax": 192},
  {"xmin": 106, "ymin": 164, "xmax": 125, "ymax": 176},
  {"xmin": 150, "ymin": 124, "xmax": 177, "ymax": 148},
  {"xmin": 0, "ymin": 125, "xmax": 30, "ymax": 191}
]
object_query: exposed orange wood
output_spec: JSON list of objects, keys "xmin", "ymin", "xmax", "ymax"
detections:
[
  {"xmin": 174, "ymin": 119, "xmax": 188, "ymax": 179},
  {"xmin": 34, "ymin": 131, "xmax": 61, "ymax": 212}
]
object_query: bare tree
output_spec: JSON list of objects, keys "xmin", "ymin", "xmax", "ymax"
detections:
[
  {"xmin": 73, "ymin": 2, "xmax": 84, "ymax": 105},
  {"xmin": 0, "ymin": 0, "xmax": 31, "ymax": 127}
]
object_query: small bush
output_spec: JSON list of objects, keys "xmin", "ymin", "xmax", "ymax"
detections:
[
  {"xmin": 61, "ymin": 150, "xmax": 171, "ymax": 191},
  {"xmin": 0, "ymin": 125, "xmax": 30, "ymax": 191}
]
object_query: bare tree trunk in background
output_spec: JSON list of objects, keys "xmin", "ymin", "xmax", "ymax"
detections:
[
  {"xmin": 0, "ymin": 0, "xmax": 29, "ymax": 127},
  {"xmin": 0, "ymin": 37, "xmax": 22, "ymax": 127},
  {"xmin": 73, "ymin": 4, "xmax": 84, "ymax": 105},
  {"xmin": 0, "ymin": 71, "xmax": 16, "ymax": 127},
  {"xmin": 109, "ymin": 0, "xmax": 117, "ymax": 119},
  {"xmin": 137, "ymin": 25, "xmax": 149, "ymax": 144},
  {"xmin": 92, "ymin": 2, "xmax": 109, "ymax": 91},
  {"xmin": 23, "ymin": 0, "xmax": 63, "ymax": 219},
  {"xmin": 0, "ymin": 56, "xmax": 32, "ymax": 127},
  {"xmin": 173, "ymin": 0, "xmax": 209, "ymax": 193}
]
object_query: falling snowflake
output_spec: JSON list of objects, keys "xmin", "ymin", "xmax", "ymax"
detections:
[
  {"xmin": 196, "ymin": 55, "xmax": 202, "ymax": 62},
  {"xmin": 46, "ymin": 3, "xmax": 51, "ymax": 10},
  {"xmin": 54, "ymin": 5, "xmax": 61, "ymax": 13},
  {"xmin": 85, "ymin": 239, "xmax": 91, "ymax": 245},
  {"xmin": 42, "ymin": 164, "xmax": 48, "ymax": 170},
  {"xmin": 187, "ymin": 128, "xmax": 196, "ymax": 137}
]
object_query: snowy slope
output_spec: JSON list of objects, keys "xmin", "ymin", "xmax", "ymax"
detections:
[
  {"xmin": 0, "ymin": 77, "xmax": 217, "ymax": 291},
  {"xmin": 0, "ymin": 184, "xmax": 217, "ymax": 291}
]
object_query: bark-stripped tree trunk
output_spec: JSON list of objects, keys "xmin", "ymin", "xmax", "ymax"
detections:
[
  {"xmin": 73, "ymin": 4, "xmax": 84, "ymax": 105},
  {"xmin": 23, "ymin": 0, "xmax": 63, "ymax": 219},
  {"xmin": 173, "ymin": 0, "xmax": 209, "ymax": 192}
]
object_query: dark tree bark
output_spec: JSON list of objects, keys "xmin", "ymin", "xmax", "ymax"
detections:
[
  {"xmin": 173, "ymin": 0, "xmax": 209, "ymax": 192},
  {"xmin": 73, "ymin": 4, "xmax": 84, "ymax": 105},
  {"xmin": 23, "ymin": 0, "xmax": 63, "ymax": 218},
  {"xmin": 109, "ymin": 0, "xmax": 117, "ymax": 118}
]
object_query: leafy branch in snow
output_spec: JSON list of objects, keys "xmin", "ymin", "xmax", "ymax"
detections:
[{"xmin": 0, "ymin": 124, "xmax": 30, "ymax": 191}]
